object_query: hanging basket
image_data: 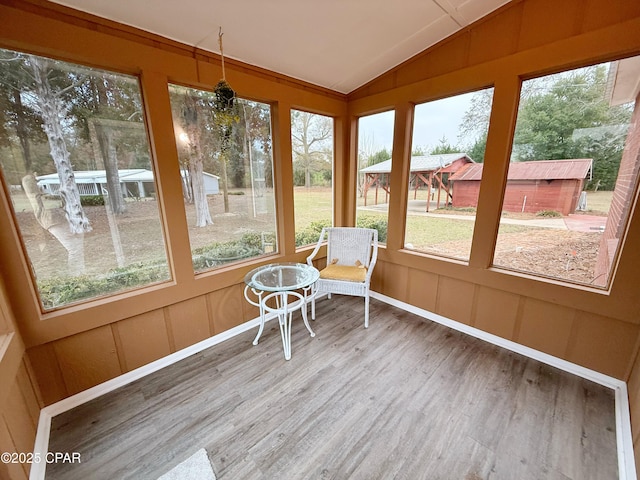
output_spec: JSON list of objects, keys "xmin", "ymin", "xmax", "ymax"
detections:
[
  {"xmin": 214, "ymin": 30, "xmax": 238, "ymax": 148},
  {"xmin": 214, "ymin": 79, "xmax": 235, "ymax": 113}
]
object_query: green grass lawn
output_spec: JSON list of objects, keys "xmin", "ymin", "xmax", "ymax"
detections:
[
  {"xmin": 404, "ymin": 215, "xmax": 529, "ymax": 249},
  {"xmin": 294, "ymin": 187, "xmax": 332, "ymax": 230},
  {"xmin": 585, "ymin": 190, "xmax": 613, "ymax": 214}
]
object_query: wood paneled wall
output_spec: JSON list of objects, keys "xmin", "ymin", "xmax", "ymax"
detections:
[
  {"xmin": 0, "ymin": 279, "xmax": 41, "ymax": 480},
  {"xmin": 0, "ymin": 357, "xmax": 41, "ymax": 480},
  {"xmin": 627, "ymin": 351, "xmax": 640, "ymax": 470},
  {"xmin": 27, "ymin": 284, "xmax": 259, "ymax": 403}
]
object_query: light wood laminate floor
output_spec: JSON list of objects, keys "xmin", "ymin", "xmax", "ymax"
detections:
[{"xmin": 47, "ymin": 296, "xmax": 618, "ymax": 480}]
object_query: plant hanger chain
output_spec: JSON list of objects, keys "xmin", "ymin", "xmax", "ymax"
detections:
[{"xmin": 219, "ymin": 26, "xmax": 226, "ymax": 81}]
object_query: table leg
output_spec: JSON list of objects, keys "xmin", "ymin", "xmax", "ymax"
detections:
[
  {"xmin": 301, "ymin": 286, "xmax": 316, "ymax": 337},
  {"xmin": 276, "ymin": 292, "xmax": 293, "ymax": 360},
  {"xmin": 244, "ymin": 285, "xmax": 266, "ymax": 346},
  {"xmin": 252, "ymin": 301, "xmax": 266, "ymax": 346}
]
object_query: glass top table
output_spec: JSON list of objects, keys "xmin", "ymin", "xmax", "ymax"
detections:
[
  {"xmin": 244, "ymin": 262, "xmax": 320, "ymax": 292},
  {"xmin": 243, "ymin": 263, "xmax": 320, "ymax": 360}
]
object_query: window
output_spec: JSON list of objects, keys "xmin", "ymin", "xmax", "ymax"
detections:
[
  {"xmin": 290, "ymin": 110, "xmax": 333, "ymax": 247},
  {"xmin": 493, "ymin": 57, "xmax": 640, "ymax": 287},
  {"xmin": 357, "ymin": 111, "xmax": 395, "ymax": 245},
  {"xmin": 169, "ymin": 85, "xmax": 277, "ymax": 272},
  {"xmin": 0, "ymin": 49, "xmax": 170, "ymax": 310},
  {"xmin": 404, "ymin": 89, "xmax": 494, "ymax": 261}
]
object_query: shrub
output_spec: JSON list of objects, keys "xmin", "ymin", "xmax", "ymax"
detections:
[
  {"xmin": 80, "ymin": 195, "xmax": 105, "ymax": 206},
  {"xmin": 536, "ymin": 210, "xmax": 562, "ymax": 218},
  {"xmin": 294, "ymin": 217, "xmax": 388, "ymax": 246},
  {"xmin": 295, "ymin": 219, "xmax": 331, "ymax": 247},
  {"xmin": 37, "ymin": 234, "xmax": 274, "ymax": 308},
  {"xmin": 239, "ymin": 232, "xmax": 276, "ymax": 251},
  {"xmin": 436, "ymin": 206, "xmax": 476, "ymax": 214},
  {"xmin": 38, "ymin": 262, "xmax": 169, "ymax": 309},
  {"xmin": 192, "ymin": 238, "xmax": 263, "ymax": 271},
  {"xmin": 356, "ymin": 215, "xmax": 388, "ymax": 243}
]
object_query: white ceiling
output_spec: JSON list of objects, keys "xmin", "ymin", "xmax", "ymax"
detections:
[{"xmin": 50, "ymin": 0, "xmax": 512, "ymax": 94}]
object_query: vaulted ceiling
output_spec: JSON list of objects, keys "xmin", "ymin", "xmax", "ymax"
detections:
[{"xmin": 50, "ymin": 0, "xmax": 512, "ymax": 93}]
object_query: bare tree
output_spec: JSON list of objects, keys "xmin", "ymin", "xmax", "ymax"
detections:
[
  {"xmin": 182, "ymin": 93, "xmax": 213, "ymax": 227},
  {"xmin": 91, "ymin": 77, "xmax": 127, "ymax": 214},
  {"xmin": 291, "ymin": 110, "xmax": 332, "ymax": 188},
  {"xmin": 357, "ymin": 131, "xmax": 377, "ymax": 197},
  {"xmin": 29, "ymin": 56, "xmax": 91, "ymax": 234}
]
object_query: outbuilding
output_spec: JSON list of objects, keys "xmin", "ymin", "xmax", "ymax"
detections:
[
  {"xmin": 449, "ymin": 159, "xmax": 593, "ymax": 215},
  {"xmin": 360, "ymin": 153, "xmax": 474, "ymax": 211}
]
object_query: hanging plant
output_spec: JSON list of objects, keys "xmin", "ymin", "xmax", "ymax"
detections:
[
  {"xmin": 213, "ymin": 27, "xmax": 239, "ymax": 215},
  {"xmin": 214, "ymin": 28, "xmax": 239, "ymax": 151},
  {"xmin": 214, "ymin": 79, "xmax": 237, "ymax": 148}
]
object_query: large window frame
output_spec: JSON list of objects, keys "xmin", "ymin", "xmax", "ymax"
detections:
[
  {"xmin": 0, "ymin": 48, "xmax": 172, "ymax": 312},
  {"xmin": 403, "ymin": 87, "xmax": 495, "ymax": 263},
  {"xmin": 168, "ymin": 83, "xmax": 279, "ymax": 273},
  {"xmin": 491, "ymin": 57, "xmax": 640, "ymax": 290},
  {"xmin": 290, "ymin": 108, "xmax": 335, "ymax": 249},
  {"xmin": 356, "ymin": 110, "xmax": 396, "ymax": 245}
]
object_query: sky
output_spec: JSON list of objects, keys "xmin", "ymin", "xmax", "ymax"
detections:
[{"xmin": 357, "ymin": 90, "xmax": 484, "ymax": 155}]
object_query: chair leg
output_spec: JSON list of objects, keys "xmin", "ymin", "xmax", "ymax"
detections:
[{"xmin": 364, "ymin": 295, "xmax": 370, "ymax": 328}]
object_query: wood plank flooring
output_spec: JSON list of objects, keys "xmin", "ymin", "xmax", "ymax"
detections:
[{"xmin": 46, "ymin": 296, "xmax": 618, "ymax": 480}]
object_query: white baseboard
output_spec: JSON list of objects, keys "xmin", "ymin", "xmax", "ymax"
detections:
[
  {"xmin": 30, "ymin": 292, "xmax": 637, "ymax": 480},
  {"xmin": 370, "ymin": 291, "xmax": 637, "ymax": 480}
]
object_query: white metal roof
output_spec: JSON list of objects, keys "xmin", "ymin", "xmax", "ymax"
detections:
[
  {"xmin": 36, "ymin": 169, "xmax": 219, "ymax": 185},
  {"xmin": 360, "ymin": 153, "xmax": 471, "ymax": 174}
]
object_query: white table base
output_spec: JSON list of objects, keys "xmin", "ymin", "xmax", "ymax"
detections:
[{"xmin": 244, "ymin": 284, "xmax": 316, "ymax": 360}]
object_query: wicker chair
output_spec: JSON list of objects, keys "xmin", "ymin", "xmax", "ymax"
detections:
[{"xmin": 306, "ymin": 227, "xmax": 379, "ymax": 328}]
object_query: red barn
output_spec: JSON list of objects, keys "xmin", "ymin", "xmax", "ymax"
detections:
[{"xmin": 449, "ymin": 159, "xmax": 593, "ymax": 215}]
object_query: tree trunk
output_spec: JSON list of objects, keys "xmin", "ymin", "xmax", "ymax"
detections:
[
  {"xmin": 220, "ymin": 152, "xmax": 230, "ymax": 213},
  {"xmin": 93, "ymin": 82, "xmax": 126, "ymax": 213},
  {"xmin": 181, "ymin": 165, "xmax": 193, "ymax": 203},
  {"xmin": 102, "ymin": 129, "xmax": 126, "ymax": 213},
  {"xmin": 31, "ymin": 57, "xmax": 91, "ymax": 234},
  {"xmin": 189, "ymin": 159, "xmax": 212, "ymax": 227},
  {"xmin": 93, "ymin": 121, "xmax": 126, "ymax": 213},
  {"xmin": 305, "ymin": 162, "xmax": 311, "ymax": 189},
  {"xmin": 184, "ymin": 100, "xmax": 213, "ymax": 226},
  {"xmin": 22, "ymin": 173, "xmax": 86, "ymax": 275}
]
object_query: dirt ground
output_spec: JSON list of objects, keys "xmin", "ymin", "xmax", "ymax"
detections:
[
  {"xmin": 432, "ymin": 227, "xmax": 602, "ymax": 285},
  {"xmin": 14, "ymin": 191, "xmax": 274, "ymax": 280}
]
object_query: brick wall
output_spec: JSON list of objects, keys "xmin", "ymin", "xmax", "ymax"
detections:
[{"xmin": 594, "ymin": 93, "xmax": 640, "ymax": 285}]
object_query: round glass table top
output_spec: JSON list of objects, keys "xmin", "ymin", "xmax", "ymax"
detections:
[{"xmin": 244, "ymin": 262, "xmax": 320, "ymax": 292}]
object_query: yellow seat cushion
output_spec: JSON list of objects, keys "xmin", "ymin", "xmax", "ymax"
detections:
[{"xmin": 320, "ymin": 265, "xmax": 367, "ymax": 282}]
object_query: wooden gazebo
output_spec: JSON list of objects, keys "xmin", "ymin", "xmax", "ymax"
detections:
[{"xmin": 360, "ymin": 153, "xmax": 474, "ymax": 211}]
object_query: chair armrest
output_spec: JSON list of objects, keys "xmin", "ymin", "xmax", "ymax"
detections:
[
  {"xmin": 306, "ymin": 227, "xmax": 327, "ymax": 266},
  {"xmin": 364, "ymin": 230, "xmax": 379, "ymax": 281}
]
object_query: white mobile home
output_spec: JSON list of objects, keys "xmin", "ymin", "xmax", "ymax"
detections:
[{"xmin": 37, "ymin": 169, "xmax": 219, "ymax": 198}]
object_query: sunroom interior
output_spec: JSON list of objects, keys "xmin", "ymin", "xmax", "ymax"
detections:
[{"xmin": 1, "ymin": 0, "xmax": 640, "ymax": 478}]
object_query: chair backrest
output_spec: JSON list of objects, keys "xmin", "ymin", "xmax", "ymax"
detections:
[{"xmin": 325, "ymin": 227, "xmax": 378, "ymax": 269}]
